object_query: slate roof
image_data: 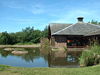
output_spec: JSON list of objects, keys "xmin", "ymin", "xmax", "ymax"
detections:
[
  {"xmin": 85, "ymin": 30, "xmax": 100, "ymax": 36},
  {"xmin": 49, "ymin": 23, "xmax": 72, "ymax": 35},
  {"xmin": 50, "ymin": 22, "xmax": 100, "ymax": 36}
]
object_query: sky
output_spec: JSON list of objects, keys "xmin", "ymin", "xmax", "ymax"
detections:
[{"xmin": 0, "ymin": 0, "xmax": 100, "ymax": 32}]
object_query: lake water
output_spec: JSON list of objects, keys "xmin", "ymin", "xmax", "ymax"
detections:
[{"xmin": 0, "ymin": 48, "xmax": 81, "ymax": 68}]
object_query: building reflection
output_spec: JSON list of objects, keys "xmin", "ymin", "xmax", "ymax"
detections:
[{"xmin": 48, "ymin": 50, "xmax": 82, "ymax": 68}]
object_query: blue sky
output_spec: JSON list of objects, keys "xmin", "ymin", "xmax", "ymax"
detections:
[{"xmin": 0, "ymin": 0, "xmax": 100, "ymax": 32}]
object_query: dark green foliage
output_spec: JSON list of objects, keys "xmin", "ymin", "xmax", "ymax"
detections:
[
  {"xmin": 15, "ymin": 27, "xmax": 35, "ymax": 43},
  {"xmin": 0, "ymin": 32, "xmax": 14, "ymax": 45},
  {"xmin": 9, "ymin": 33, "xmax": 18, "ymax": 44},
  {"xmin": 0, "ymin": 26, "xmax": 48, "ymax": 45},
  {"xmin": 30, "ymin": 30, "xmax": 42, "ymax": 43},
  {"xmin": 41, "ymin": 26, "xmax": 48, "ymax": 38}
]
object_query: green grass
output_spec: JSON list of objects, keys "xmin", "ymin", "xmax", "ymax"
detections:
[
  {"xmin": 0, "ymin": 65, "xmax": 100, "ymax": 75},
  {"xmin": 0, "ymin": 65, "xmax": 10, "ymax": 71}
]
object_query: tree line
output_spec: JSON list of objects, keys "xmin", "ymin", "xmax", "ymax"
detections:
[
  {"xmin": 0, "ymin": 26, "xmax": 48, "ymax": 45},
  {"xmin": 88, "ymin": 20, "xmax": 100, "ymax": 25}
]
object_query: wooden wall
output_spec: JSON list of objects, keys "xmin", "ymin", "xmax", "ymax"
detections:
[{"xmin": 51, "ymin": 35, "xmax": 67, "ymax": 48}]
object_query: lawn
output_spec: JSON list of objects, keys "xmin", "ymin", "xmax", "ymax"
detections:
[{"xmin": 0, "ymin": 65, "xmax": 100, "ymax": 75}]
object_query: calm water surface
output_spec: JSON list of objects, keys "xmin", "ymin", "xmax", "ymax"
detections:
[{"xmin": 0, "ymin": 48, "xmax": 81, "ymax": 68}]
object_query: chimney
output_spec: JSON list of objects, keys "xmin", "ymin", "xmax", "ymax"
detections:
[{"xmin": 77, "ymin": 17, "xmax": 84, "ymax": 23}]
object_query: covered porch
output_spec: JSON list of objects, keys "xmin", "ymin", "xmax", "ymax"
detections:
[{"xmin": 52, "ymin": 35, "xmax": 100, "ymax": 48}]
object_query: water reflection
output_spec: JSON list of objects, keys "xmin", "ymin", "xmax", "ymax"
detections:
[
  {"xmin": 0, "ymin": 50, "xmax": 12, "ymax": 58},
  {"xmin": 0, "ymin": 48, "xmax": 41, "ymax": 63},
  {"xmin": 67, "ymin": 55, "xmax": 76, "ymax": 62},
  {"xmin": 48, "ymin": 50, "xmax": 81, "ymax": 68},
  {"xmin": 0, "ymin": 48, "xmax": 81, "ymax": 68},
  {"xmin": 20, "ymin": 48, "xmax": 40, "ymax": 63}
]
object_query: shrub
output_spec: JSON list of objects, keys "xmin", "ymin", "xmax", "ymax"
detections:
[
  {"xmin": 80, "ymin": 45, "xmax": 100, "ymax": 67},
  {"xmin": 40, "ymin": 38, "xmax": 51, "ymax": 52},
  {"xmin": 91, "ymin": 45, "xmax": 100, "ymax": 55}
]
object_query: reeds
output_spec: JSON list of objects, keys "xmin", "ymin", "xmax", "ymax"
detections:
[{"xmin": 80, "ymin": 44, "xmax": 100, "ymax": 67}]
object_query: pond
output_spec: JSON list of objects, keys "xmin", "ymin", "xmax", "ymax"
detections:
[{"xmin": 0, "ymin": 48, "xmax": 82, "ymax": 68}]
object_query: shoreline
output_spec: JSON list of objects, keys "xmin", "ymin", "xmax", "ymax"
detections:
[{"xmin": 0, "ymin": 44, "xmax": 40, "ymax": 48}]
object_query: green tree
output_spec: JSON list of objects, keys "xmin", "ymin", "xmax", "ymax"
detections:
[
  {"xmin": 0, "ymin": 32, "xmax": 13, "ymax": 44},
  {"xmin": 30, "ymin": 30, "xmax": 42, "ymax": 43},
  {"xmin": 15, "ymin": 27, "xmax": 34, "ymax": 43},
  {"xmin": 9, "ymin": 33, "xmax": 17, "ymax": 44},
  {"xmin": 42, "ymin": 26, "xmax": 48, "ymax": 38}
]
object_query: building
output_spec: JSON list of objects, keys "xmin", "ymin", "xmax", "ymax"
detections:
[{"xmin": 48, "ymin": 17, "xmax": 100, "ymax": 48}]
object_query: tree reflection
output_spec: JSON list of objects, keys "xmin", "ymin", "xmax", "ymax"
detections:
[
  {"xmin": 0, "ymin": 48, "xmax": 12, "ymax": 58},
  {"xmin": 0, "ymin": 48, "xmax": 41, "ymax": 63},
  {"xmin": 20, "ymin": 48, "xmax": 40, "ymax": 62}
]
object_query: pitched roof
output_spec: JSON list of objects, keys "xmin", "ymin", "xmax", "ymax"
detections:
[
  {"xmin": 85, "ymin": 30, "xmax": 100, "ymax": 36},
  {"xmin": 49, "ymin": 23, "xmax": 72, "ymax": 35},
  {"xmin": 51, "ymin": 23, "xmax": 100, "ymax": 36}
]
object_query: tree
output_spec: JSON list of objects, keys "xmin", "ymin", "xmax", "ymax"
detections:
[
  {"xmin": 15, "ymin": 27, "xmax": 34, "ymax": 43},
  {"xmin": 42, "ymin": 26, "xmax": 48, "ymax": 38},
  {"xmin": 9, "ymin": 33, "xmax": 18, "ymax": 44},
  {"xmin": 30, "ymin": 30, "xmax": 42, "ymax": 43},
  {"xmin": 0, "ymin": 32, "xmax": 13, "ymax": 44},
  {"xmin": 15, "ymin": 27, "xmax": 42, "ymax": 43}
]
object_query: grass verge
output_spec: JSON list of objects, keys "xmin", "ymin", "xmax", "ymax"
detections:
[{"xmin": 0, "ymin": 65, "xmax": 100, "ymax": 75}]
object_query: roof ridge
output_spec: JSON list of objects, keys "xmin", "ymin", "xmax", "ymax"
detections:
[{"xmin": 52, "ymin": 23, "xmax": 76, "ymax": 35}]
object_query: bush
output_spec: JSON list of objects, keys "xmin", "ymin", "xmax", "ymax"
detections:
[
  {"xmin": 80, "ymin": 50, "xmax": 95, "ymax": 66},
  {"xmin": 80, "ymin": 45, "xmax": 100, "ymax": 67},
  {"xmin": 40, "ymin": 38, "xmax": 51, "ymax": 51},
  {"xmin": 91, "ymin": 45, "xmax": 100, "ymax": 55}
]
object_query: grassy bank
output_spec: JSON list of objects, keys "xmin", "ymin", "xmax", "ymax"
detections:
[{"xmin": 0, "ymin": 65, "xmax": 100, "ymax": 75}]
